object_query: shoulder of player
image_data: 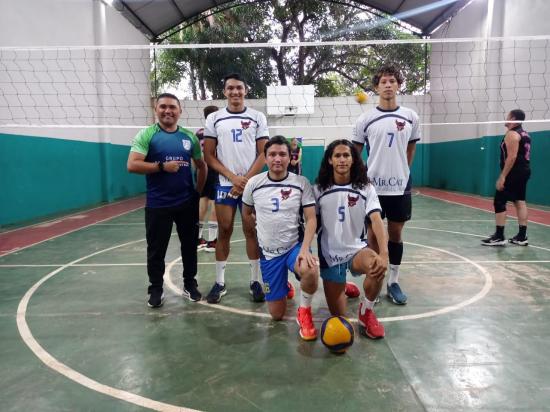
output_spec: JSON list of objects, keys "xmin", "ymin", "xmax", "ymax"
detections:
[{"xmin": 505, "ymin": 129, "xmax": 521, "ymax": 141}]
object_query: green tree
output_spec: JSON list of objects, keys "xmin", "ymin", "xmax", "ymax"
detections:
[{"xmin": 153, "ymin": 0, "xmax": 427, "ymax": 98}]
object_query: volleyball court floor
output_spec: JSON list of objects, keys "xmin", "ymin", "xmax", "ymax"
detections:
[{"xmin": 1, "ymin": 188, "xmax": 549, "ymax": 411}]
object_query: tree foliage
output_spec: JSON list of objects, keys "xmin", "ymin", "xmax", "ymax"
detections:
[{"xmin": 153, "ymin": 0, "xmax": 427, "ymax": 99}]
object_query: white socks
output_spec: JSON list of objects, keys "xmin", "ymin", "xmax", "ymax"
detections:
[
  {"xmin": 300, "ymin": 290, "xmax": 313, "ymax": 308},
  {"xmin": 360, "ymin": 296, "xmax": 375, "ymax": 313},
  {"xmin": 388, "ymin": 264, "xmax": 400, "ymax": 285},
  {"xmin": 215, "ymin": 261, "xmax": 226, "ymax": 285},
  {"xmin": 249, "ymin": 259, "xmax": 261, "ymax": 283}
]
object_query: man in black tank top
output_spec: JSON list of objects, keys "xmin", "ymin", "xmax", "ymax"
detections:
[{"xmin": 482, "ymin": 109, "xmax": 532, "ymax": 246}]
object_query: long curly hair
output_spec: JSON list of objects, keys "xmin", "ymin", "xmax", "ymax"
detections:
[{"xmin": 315, "ymin": 139, "xmax": 369, "ymax": 191}]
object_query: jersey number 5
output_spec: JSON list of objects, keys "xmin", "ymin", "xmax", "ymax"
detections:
[{"xmin": 338, "ymin": 206, "xmax": 345, "ymax": 222}]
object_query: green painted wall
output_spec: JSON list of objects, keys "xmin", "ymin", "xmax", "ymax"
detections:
[
  {"xmin": 0, "ymin": 133, "xmax": 145, "ymax": 226},
  {"xmin": 427, "ymin": 130, "xmax": 550, "ymax": 205},
  {"xmin": 301, "ymin": 143, "xmax": 428, "ymax": 187}
]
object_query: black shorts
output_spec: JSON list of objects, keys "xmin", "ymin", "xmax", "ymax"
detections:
[
  {"xmin": 200, "ymin": 169, "xmax": 218, "ymax": 200},
  {"xmin": 378, "ymin": 194, "xmax": 412, "ymax": 222},
  {"xmin": 496, "ymin": 170, "xmax": 531, "ymax": 202}
]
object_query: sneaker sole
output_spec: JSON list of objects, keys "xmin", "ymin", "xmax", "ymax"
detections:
[
  {"xmin": 509, "ymin": 240, "xmax": 528, "ymax": 246},
  {"xmin": 206, "ymin": 289, "xmax": 227, "ymax": 304},
  {"xmin": 386, "ymin": 293, "xmax": 407, "ymax": 305},
  {"xmin": 358, "ymin": 325, "xmax": 384, "ymax": 340},
  {"xmin": 481, "ymin": 241, "xmax": 506, "ymax": 246},
  {"xmin": 296, "ymin": 318, "xmax": 317, "ymax": 341},
  {"xmin": 147, "ymin": 297, "xmax": 165, "ymax": 308},
  {"xmin": 182, "ymin": 289, "xmax": 202, "ymax": 302}
]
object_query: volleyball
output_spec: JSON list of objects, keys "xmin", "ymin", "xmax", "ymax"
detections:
[
  {"xmin": 355, "ymin": 90, "xmax": 368, "ymax": 104},
  {"xmin": 321, "ymin": 316, "xmax": 355, "ymax": 353}
]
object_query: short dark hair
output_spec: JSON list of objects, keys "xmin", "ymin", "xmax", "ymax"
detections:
[
  {"xmin": 264, "ymin": 135, "xmax": 291, "ymax": 156},
  {"xmin": 203, "ymin": 105, "xmax": 218, "ymax": 119},
  {"xmin": 372, "ymin": 64, "xmax": 404, "ymax": 88},
  {"xmin": 509, "ymin": 109, "xmax": 526, "ymax": 122},
  {"xmin": 156, "ymin": 93, "xmax": 180, "ymax": 107},
  {"xmin": 223, "ymin": 73, "xmax": 247, "ymax": 89}
]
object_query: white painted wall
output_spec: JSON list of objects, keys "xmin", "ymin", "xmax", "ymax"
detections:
[
  {"xmin": 430, "ymin": 0, "xmax": 550, "ymax": 142},
  {"xmin": 0, "ymin": 0, "xmax": 152, "ymax": 146},
  {"xmin": 179, "ymin": 94, "xmax": 431, "ymax": 147}
]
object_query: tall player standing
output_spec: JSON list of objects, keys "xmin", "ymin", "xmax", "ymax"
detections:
[
  {"xmin": 203, "ymin": 73, "xmax": 269, "ymax": 304},
  {"xmin": 353, "ymin": 65, "xmax": 421, "ymax": 305}
]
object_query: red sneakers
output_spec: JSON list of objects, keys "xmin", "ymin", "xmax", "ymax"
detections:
[
  {"xmin": 358, "ymin": 302, "xmax": 385, "ymax": 339},
  {"xmin": 296, "ymin": 307, "xmax": 317, "ymax": 341},
  {"xmin": 197, "ymin": 237, "xmax": 207, "ymax": 251},
  {"xmin": 344, "ymin": 282, "xmax": 360, "ymax": 298},
  {"xmin": 287, "ymin": 281, "xmax": 295, "ymax": 300}
]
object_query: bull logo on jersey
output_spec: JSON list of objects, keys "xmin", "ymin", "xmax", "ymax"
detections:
[
  {"xmin": 347, "ymin": 194, "xmax": 359, "ymax": 207},
  {"xmin": 395, "ymin": 119, "xmax": 406, "ymax": 131},
  {"xmin": 241, "ymin": 120, "xmax": 251, "ymax": 130},
  {"xmin": 182, "ymin": 139, "xmax": 191, "ymax": 151},
  {"xmin": 281, "ymin": 188, "xmax": 292, "ymax": 200}
]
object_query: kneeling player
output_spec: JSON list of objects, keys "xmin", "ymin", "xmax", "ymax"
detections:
[
  {"xmin": 242, "ymin": 136, "xmax": 319, "ymax": 341},
  {"xmin": 314, "ymin": 139, "xmax": 388, "ymax": 339}
]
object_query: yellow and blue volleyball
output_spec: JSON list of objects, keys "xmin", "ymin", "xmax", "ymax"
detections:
[{"xmin": 321, "ymin": 316, "xmax": 354, "ymax": 353}]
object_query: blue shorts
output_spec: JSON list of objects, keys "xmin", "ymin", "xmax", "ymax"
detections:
[
  {"xmin": 215, "ymin": 185, "xmax": 242, "ymax": 209},
  {"xmin": 320, "ymin": 252, "xmax": 362, "ymax": 284},
  {"xmin": 260, "ymin": 243, "xmax": 302, "ymax": 301}
]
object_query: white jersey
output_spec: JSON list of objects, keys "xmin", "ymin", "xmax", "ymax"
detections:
[
  {"xmin": 203, "ymin": 106, "xmax": 269, "ymax": 186},
  {"xmin": 314, "ymin": 183, "xmax": 381, "ymax": 268},
  {"xmin": 352, "ymin": 106, "xmax": 420, "ymax": 195},
  {"xmin": 242, "ymin": 172, "xmax": 315, "ymax": 260}
]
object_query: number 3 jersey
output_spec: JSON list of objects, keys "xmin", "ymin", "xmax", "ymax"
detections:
[
  {"xmin": 242, "ymin": 172, "xmax": 315, "ymax": 260},
  {"xmin": 203, "ymin": 107, "xmax": 269, "ymax": 186},
  {"xmin": 352, "ymin": 106, "xmax": 421, "ymax": 195},
  {"xmin": 314, "ymin": 183, "xmax": 381, "ymax": 268}
]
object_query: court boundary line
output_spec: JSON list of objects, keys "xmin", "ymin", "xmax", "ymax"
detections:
[
  {"xmin": 16, "ymin": 237, "xmax": 200, "ymax": 412},
  {"xmin": 164, "ymin": 241, "xmax": 493, "ymax": 323}
]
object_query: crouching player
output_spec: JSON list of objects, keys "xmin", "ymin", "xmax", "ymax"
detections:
[
  {"xmin": 242, "ymin": 136, "xmax": 320, "ymax": 340},
  {"xmin": 314, "ymin": 139, "xmax": 388, "ymax": 339}
]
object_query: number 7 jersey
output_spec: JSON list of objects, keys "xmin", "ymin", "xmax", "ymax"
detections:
[{"xmin": 352, "ymin": 106, "xmax": 421, "ymax": 195}]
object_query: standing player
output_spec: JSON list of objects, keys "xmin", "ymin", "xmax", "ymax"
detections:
[
  {"xmin": 127, "ymin": 93, "xmax": 207, "ymax": 308},
  {"xmin": 315, "ymin": 139, "xmax": 388, "ymax": 339},
  {"xmin": 482, "ymin": 109, "xmax": 532, "ymax": 246},
  {"xmin": 242, "ymin": 136, "xmax": 319, "ymax": 340},
  {"xmin": 203, "ymin": 73, "xmax": 269, "ymax": 304},
  {"xmin": 196, "ymin": 105, "xmax": 220, "ymax": 252},
  {"xmin": 353, "ymin": 64, "xmax": 420, "ymax": 305}
]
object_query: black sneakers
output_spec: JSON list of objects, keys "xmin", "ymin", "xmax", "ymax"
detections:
[
  {"xmin": 147, "ymin": 290, "xmax": 165, "ymax": 308},
  {"xmin": 206, "ymin": 282, "xmax": 227, "ymax": 304},
  {"xmin": 249, "ymin": 281, "xmax": 266, "ymax": 302},
  {"xmin": 183, "ymin": 279, "xmax": 202, "ymax": 302},
  {"xmin": 481, "ymin": 234, "xmax": 506, "ymax": 246},
  {"xmin": 509, "ymin": 234, "xmax": 528, "ymax": 246}
]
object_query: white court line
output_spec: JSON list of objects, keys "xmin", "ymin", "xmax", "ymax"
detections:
[
  {"xmin": 407, "ymin": 226, "xmax": 550, "ymax": 253},
  {"xmin": 16, "ymin": 237, "xmax": 200, "ymax": 412},
  {"xmin": 5, "ymin": 259, "xmax": 550, "ymax": 269},
  {"xmin": 417, "ymin": 193, "xmax": 550, "ymax": 228},
  {"xmin": 164, "ymin": 241, "xmax": 494, "ymax": 323}
]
